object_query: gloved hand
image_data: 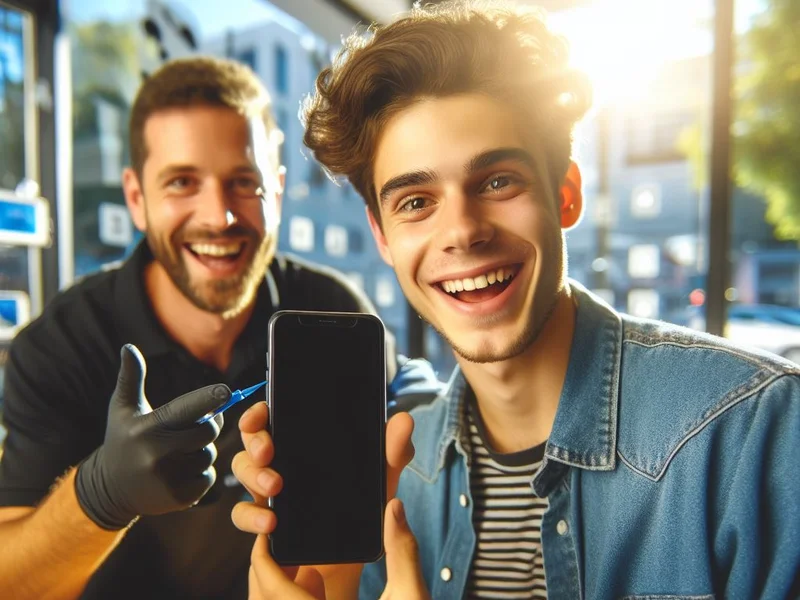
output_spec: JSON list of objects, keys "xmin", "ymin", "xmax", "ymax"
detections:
[{"xmin": 75, "ymin": 344, "xmax": 230, "ymax": 530}]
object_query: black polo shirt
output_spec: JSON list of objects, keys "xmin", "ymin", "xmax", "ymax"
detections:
[{"xmin": 0, "ymin": 242, "xmax": 381, "ymax": 599}]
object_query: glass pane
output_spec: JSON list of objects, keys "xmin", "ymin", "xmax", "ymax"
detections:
[
  {"xmin": 548, "ymin": 0, "xmax": 713, "ymax": 327},
  {"xmin": 0, "ymin": 4, "xmax": 27, "ymax": 190},
  {"xmin": 0, "ymin": 3, "xmax": 32, "ymax": 422},
  {"xmin": 63, "ymin": 0, "xmax": 410, "ymax": 354},
  {"xmin": 728, "ymin": 0, "xmax": 800, "ymax": 364}
]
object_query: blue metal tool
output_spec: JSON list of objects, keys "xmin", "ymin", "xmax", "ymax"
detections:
[{"xmin": 196, "ymin": 380, "xmax": 268, "ymax": 425}]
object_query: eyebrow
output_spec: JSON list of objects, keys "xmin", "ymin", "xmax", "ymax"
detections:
[
  {"xmin": 377, "ymin": 147, "xmax": 536, "ymax": 206},
  {"xmin": 156, "ymin": 165, "xmax": 199, "ymax": 184},
  {"xmin": 156, "ymin": 164, "xmax": 259, "ymax": 184},
  {"xmin": 465, "ymin": 147, "xmax": 537, "ymax": 174},
  {"xmin": 379, "ymin": 169, "xmax": 438, "ymax": 206}
]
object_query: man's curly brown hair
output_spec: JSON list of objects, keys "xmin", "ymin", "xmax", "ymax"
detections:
[{"xmin": 302, "ymin": 0, "xmax": 592, "ymax": 224}]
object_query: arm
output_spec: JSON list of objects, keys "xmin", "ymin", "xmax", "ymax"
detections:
[
  {"xmin": 0, "ymin": 470, "xmax": 125, "ymax": 600},
  {"xmin": 715, "ymin": 374, "xmax": 800, "ymax": 598},
  {"xmin": 0, "ymin": 345, "xmax": 230, "ymax": 598}
]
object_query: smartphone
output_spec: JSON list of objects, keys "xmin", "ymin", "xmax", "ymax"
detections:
[{"xmin": 267, "ymin": 310, "xmax": 387, "ymax": 565}]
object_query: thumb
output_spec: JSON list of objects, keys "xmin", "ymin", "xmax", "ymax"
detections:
[
  {"xmin": 150, "ymin": 384, "xmax": 231, "ymax": 430},
  {"xmin": 110, "ymin": 344, "xmax": 150, "ymax": 417},
  {"xmin": 383, "ymin": 499, "xmax": 429, "ymax": 599}
]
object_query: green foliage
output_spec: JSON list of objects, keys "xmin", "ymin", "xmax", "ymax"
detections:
[
  {"xmin": 680, "ymin": 0, "xmax": 800, "ymax": 240},
  {"xmin": 735, "ymin": 0, "xmax": 800, "ymax": 239},
  {"xmin": 70, "ymin": 21, "xmax": 140, "ymax": 138}
]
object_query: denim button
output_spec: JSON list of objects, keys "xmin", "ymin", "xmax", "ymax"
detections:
[
  {"xmin": 440, "ymin": 567, "xmax": 452, "ymax": 582},
  {"xmin": 459, "ymin": 494, "xmax": 469, "ymax": 507},
  {"xmin": 557, "ymin": 519, "xmax": 569, "ymax": 535}
]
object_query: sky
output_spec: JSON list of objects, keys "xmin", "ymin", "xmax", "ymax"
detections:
[{"xmin": 61, "ymin": 0, "xmax": 311, "ymax": 40}]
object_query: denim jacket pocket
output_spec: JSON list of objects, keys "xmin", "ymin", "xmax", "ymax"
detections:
[{"xmin": 620, "ymin": 595, "xmax": 715, "ymax": 600}]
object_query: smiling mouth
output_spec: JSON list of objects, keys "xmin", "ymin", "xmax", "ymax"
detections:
[
  {"xmin": 184, "ymin": 242, "xmax": 246, "ymax": 268},
  {"xmin": 437, "ymin": 264, "xmax": 520, "ymax": 304}
]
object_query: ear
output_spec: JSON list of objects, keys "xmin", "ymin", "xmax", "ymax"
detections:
[
  {"xmin": 122, "ymin": 167, "xmax": 147, "ymax": 232},
  {"xmin": 366, "ymin": 207, "xmax": 394, "ymax": 267},
  {"xmin": 559, "ymin": 161, "xmax": 583, "ymax": 230}
]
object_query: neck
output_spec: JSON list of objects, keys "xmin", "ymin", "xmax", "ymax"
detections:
[
  {"xmin": 144, "ymin": 262, "xmax": 255, "ymax": 373},
  {"xmin": 457, "ymin": 288, "xmax": 576, "ymax": 453}
]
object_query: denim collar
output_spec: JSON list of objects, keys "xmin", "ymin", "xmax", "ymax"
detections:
[{"xmin": 410, "ymin": 280, "xmax": 623, "ymax": 482}]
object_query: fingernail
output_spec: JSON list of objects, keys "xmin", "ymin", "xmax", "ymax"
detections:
[
  {"xmin": 392, "ymin": 500, "xmax": 406, "ymax": 525},
  {"xmin": 257, "ymin": 471, "xmax": 273, "ymax": 493},
  {"xmin": 256, "ymin": 514, "xmax": 270, "ymax": 531}
]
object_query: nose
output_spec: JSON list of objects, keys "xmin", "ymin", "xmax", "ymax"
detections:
[
  {"xmin": 437, "ymin": 190, "xmax": 494, "ymax": 253},
  {"xmin": 195, "ymin": 180, "xmax": 237, "ymax": 230}
]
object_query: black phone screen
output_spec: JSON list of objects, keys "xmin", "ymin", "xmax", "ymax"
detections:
[{"xmin": 268, "ymin": 311, "xmax": 386, "ymax": 565}]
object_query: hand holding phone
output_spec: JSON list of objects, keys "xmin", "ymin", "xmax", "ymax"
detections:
[{"xmin": 247, "ymin": 499, "xmax": 431, "ymax": 600}]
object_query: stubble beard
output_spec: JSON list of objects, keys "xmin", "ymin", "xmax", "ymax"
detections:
[
  {"xmin": 422, "ymin": 292, "xmax": 560, "ymax": 364},
  {"xmin": 147, "ymin": 227, "xmax": 275, "ymax": 319}
]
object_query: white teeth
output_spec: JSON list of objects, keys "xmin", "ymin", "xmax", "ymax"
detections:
[
  {"xmin": 189, "ymin": 243, "xmax": 242, "ymax": 257},
  {"xmin": 440, "ymin": 267, "xmax": 515, "ymax": 295}
]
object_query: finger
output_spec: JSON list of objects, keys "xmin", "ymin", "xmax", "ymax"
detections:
[
  {"xmin": 294, "ymin": 567, "xmax": 326, "ymax": 600},
  {"xmin": 150, "ymin": 384, "xmax": 231, "ymax": 429},
  {"xmin": 251, "ymin": 535, "xmax": 319, "ymax": 599},
  {"xmin": 178, "ymin": 443, "xmax": 218, "ymax": 473},
  {"xmin": 240, "ymin": 428, "xmax": 275, "ymax": 469},
  {"xmin": 383, "ymin": 499, "xmax": 429, "ymax": 598},
  {"xmin": 111, "ymin": 344, "xmax": 151, "ymax": 417},
  {"xmin": 232, "ymin": 501, "xmax": 277, "ymax": 534},
  {"xmin": 241, "ymin": 403, "xmax": 273, "ymax": 467},
  {"xmin": 149, "ymin": 415, "xmax": 223, "ymax": 453},
  {"xmin": 386, "ymin": 413, "xmax": 415, "ymax": 498},
  {"xmin": 171, "ymin": 467, "xmax": 217, "ymax": 508},
  {"xmin": 249, "ymin": 565, "xmax": 266, "ymax": 600},
  {"xmin": 232, "ymin": 452, "xmax": 283, "ymax": 499},
  {"xmin": 240, "ymin": 401, "xmax": 269, "ymax": 434}
]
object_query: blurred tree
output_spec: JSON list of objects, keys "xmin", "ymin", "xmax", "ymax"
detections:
[
  {"xmin": 679, "ymin": 0, "xmax": 800, "ymax": 240},
  {"xmin": 0, "ymin": 80, "xmax": 25, "ymax": 190},
  {"xmin": 734, "ymin": 0, "xmax": 800, "ymax": 240}
]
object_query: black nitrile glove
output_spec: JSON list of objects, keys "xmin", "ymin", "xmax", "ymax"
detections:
[{"xmin": 75, "ymin": 344, "xmax": 230, "ymax": 530}]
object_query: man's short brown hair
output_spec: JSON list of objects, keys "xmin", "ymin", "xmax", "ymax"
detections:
[
  {"xmin": 129, "ymin": 56, "xmax": 279, "ymax": 178},
  {"xmin": 302, "ymin": 0, "xmax": 592, "ymax": 221}
]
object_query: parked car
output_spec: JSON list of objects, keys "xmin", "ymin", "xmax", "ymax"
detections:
[{"xmin": 687, "ymin": 304, "xmax": 800, "ymax": 364}]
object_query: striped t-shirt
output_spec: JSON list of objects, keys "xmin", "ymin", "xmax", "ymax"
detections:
[{"xmin": 465, "ymin": 396, "xmax": 549, "ymax": 599}]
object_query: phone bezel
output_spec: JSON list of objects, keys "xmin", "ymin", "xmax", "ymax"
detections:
[{"xmin": 266, "ymin": 309, "xmax": 388, "ymax": 565}]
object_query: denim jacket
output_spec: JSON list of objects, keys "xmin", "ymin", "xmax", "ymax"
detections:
[{"xmin": 361, "ymin": 282, "xmax": 800, "ymax": 599}]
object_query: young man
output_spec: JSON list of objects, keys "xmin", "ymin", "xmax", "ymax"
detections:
[
  {"xmin": 0, "ymin": 57, "xmax": 390, "ymax": 599},
  {"xmin": 235, "ymin": 2, "xmax": 800, "ymax": 599}
]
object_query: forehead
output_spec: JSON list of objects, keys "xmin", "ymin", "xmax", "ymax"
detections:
[
  {"xmin": 142, "ymin": 105, "xmax": 257, "ymax": 168},
  {"xmin": 373, "ymin": 94, "xmax": 542, "ymax": 191}
]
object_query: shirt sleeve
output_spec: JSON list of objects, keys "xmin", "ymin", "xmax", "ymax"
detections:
[
  {"xmin": 715, "ymin": 373, "xmax": 800, "ymax": 598},
  {"xmin": 0, "ymin": 324, "xmax": 107, "ymax": 507}
]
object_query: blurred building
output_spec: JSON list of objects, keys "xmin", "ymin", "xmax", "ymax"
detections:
[
  {"xmin": 565, "ymin": 53, "xmax": 799, "ymax": 324},
  {"xmin": 202, "ymin": 21, "xmax": 409, "ymax": 355}
]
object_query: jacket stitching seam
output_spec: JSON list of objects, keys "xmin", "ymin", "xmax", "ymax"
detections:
[{"xmin": 617, "ymin": 372, "xmax": 780, "ymax": 481}]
